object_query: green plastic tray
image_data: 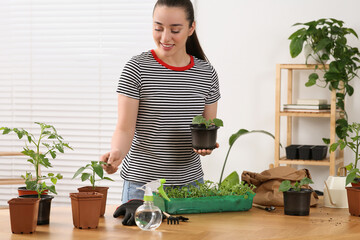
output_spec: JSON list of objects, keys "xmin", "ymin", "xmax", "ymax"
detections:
[{"xmin": 153, "ymin": 193, "xmax": 255, "ymax": 214}]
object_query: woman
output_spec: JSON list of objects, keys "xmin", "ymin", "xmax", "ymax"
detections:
[{"xmin": 101, "ymin": 0, "xmax": 220, "ymax": 206}]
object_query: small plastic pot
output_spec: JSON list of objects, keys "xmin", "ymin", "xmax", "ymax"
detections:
[
  {"xmin": 18, "ymin": 187, "xmax": 48, "ymax": 196},
  {"xmin": 283, "ymin": 189, "xmax": 312, "ymax": 216},
  {"xmin": 311, "ymin": 145, "xmax": 327, "ymax": 160},
  {"xmin": 8, "ymin": 198, "xmax": 40, "ymax": 234},
  {"xmin": 298, "ymin": 145, "xmax": 313, "ymax": 160},
  {"xmin": 285, "ymin": 145, "xmax": 301, "ymax": 159},
  {"xmin": 19, "ymin": 194, "xmax": 54, "ymax": 225},
  {"xmin": 78, "ymin": 186, "xmax": 108, "ymax": 216},
  {"xmin": 190, "ymin": 124, "xmax": 219, "ymax": 150}
]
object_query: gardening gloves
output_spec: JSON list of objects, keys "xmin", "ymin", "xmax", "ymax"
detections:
[{"xmin": 113, "ymin": 199, "xmax": 143, "ymax": 226}]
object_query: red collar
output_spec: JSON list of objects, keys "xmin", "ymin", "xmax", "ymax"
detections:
[{"xmin": 151, "ymin": 49, "xmax": 194, "ymax": 71}]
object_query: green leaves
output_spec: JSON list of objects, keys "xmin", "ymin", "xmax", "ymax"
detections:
[
  {"xmin": 305, "ymin": 73, "xmax": 319, "ymax": 87},
  {"xmin": 279, "ymin": 177, "xmax": 314, "ymax": 192},
  {"xmin": 72, "ymin": 161, "xmax": 114, "ymax": 188},
  {"xmin": 192, "ymin": 115, "xmax": 224, "ymax": 128},
  {"xmin": 290, "ymin": 37, "xmax": 305, "ymax": 58}
]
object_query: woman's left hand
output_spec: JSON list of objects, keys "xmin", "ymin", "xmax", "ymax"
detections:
[{"xmin": 193, "ymin": 143, "xmax": 219, "ymax": 156}]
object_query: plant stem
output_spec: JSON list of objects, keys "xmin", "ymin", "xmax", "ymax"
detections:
[{"xmin": 219, "ymin": 145, "xmax": 233, "ymax": 184}]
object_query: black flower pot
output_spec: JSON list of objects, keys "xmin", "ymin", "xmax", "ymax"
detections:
[
  {"xmin": 311, "ymin": 145, "xmax": 327, "ymax": 160},
  {"xmin": 19, "ymin": 194, "xmax": 54, "ymax": 225},
  {"xmin": 298, "ymin": 145, "xmax": 313, "ymax": 160},
  {"xmin": 283, "ymin": 189, "xmax": 312, "ymax": 216},
  {"xmin": 190, "ymin": 124, "xmax": 219, "ymax": 150},
  {"xmin": 285, "ymin": 145, "xmax": 301, "ymax": 159}
]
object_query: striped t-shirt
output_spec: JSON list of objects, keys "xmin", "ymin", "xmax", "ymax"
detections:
[{"xmin": 117, "ymin": 50, "xmax": 220, "ymax": 185}]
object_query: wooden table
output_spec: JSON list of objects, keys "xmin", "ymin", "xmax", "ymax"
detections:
[{"xmin": 1, "ymin": 203, "xmax": 360, "ymax": 240}]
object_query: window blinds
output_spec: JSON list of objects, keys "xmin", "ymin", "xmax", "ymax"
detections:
[{"xmin": 0, "ymin": 0, "xmax": 157, "ymax": 206}]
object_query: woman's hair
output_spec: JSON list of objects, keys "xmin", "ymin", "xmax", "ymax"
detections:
[{"xmin": 154, "ymin": 0, "xmax": 208, "ymax": 61}]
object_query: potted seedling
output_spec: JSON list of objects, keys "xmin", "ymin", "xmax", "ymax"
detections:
[
  {"xmin": 327, "ymin": 122, "xmax": 360, "ymax": 216},
  {"xmin": 72, "ymin": 161, "xmax": 114, "ymax": 217},
  {"xmin": 1, "ymin": 122, "xmax": 72, "ymax": 225},
  {"xmin": 190, "ymin": 115, "xmax": 223, "ymax": 150},
  {"xmin": 288, "ymin": 18, "xmax": 360, "ymax": 141},
  {"xmin": 279, "ymin": 177, "xmax": 314, "ymax": 216}
]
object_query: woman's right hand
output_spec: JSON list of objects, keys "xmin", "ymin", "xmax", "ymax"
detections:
[{"xmin": 100, "ymin": 150, "xmax": 122, "ymax": 174}]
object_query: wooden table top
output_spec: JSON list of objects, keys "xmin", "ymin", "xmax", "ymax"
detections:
[{"xmin": 1, "ymin": 202, "xmax": 360, "ymax": 240}]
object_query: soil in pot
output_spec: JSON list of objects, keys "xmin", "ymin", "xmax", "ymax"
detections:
[
  {"xmin": 285, "ymin": 145, "xmax": 301, "ymax": 159},
  {"xmin": 18, "ymin": 187, "xmax": 48, "ymax": 196},
  {"xmin": 70, "ymin": 192, "xmax": 103, "ymax": 229},
  {"xmin": 8, "ymin": 197, "xmax": 40, "ymax": 234},
  {"xmin": 298, "ymin": 145, "xmax": 313, "ymax": 160},
  {"xmin": 78, "ymin": 186, "xmax": 108, "ymax": 216},
  {"xmin": 190, "ymin": 124, "xmax": 219, "ymax": 150},
  {"xmin": 283, "ymin": 189, "xmax": 312, "ymax": 216},
  {"xmin": 19, "ymin": 194, "xmax": 54, "ymax": 225}
]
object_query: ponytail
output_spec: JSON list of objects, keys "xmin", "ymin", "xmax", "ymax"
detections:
[{"xmin": 154, "ymin": 0, "xmax": 208, "ymax": 61}]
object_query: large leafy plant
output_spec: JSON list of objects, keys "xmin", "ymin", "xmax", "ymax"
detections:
[
  {"xmin": 72, "ymin": 161, "xmax": 114, "ymax": 189},
  {"xmin": 288, "ymin": 18, "xmax": 360, "ymax": 140},
  {"xmin": 327, "ymin": 122, "xmax": 360, "ymax": 185},
  {"xmin": 0, "ymin": 122, "xmax": 72, "ymax": 198},
  {"xmin": 219, "ymin": 129, "xmax": 278, "ymax": 184},
  {"xmin": 279, "ymin": 177, "xmax": 314, "ymax": 192}
]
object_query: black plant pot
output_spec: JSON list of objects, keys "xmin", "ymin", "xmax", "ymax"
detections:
[
  {"xmin": 285, "ymin": 145, "xmax": 301, "ymax": 159},
  {"xmin": 190, "ymin": 124, "xmax": 219, "ymax": 150},
  {"xmin": 311, "ymin": 145, "xmax": 328, "ymax": 160},
  {"xmin": 298, "ymin": 145, "xmax": 313, "ymax": 160},
  {"xmin": 19, "ymin": 194, "xmax": 54, "ymax": 225},
  {"xmin": 283, "ymin": 189, "xmax": 312, "ymax": 216}
]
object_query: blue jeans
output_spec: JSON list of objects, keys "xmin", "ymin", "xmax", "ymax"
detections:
[{"xmin": 121, "ymin": 178, "xmax": 204, "ymax": 204}]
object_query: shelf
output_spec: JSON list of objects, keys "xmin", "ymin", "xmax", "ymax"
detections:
[
  {"xmin": 278, "ymin": 157, "xmax": 344, "ymax": 166},
  {"xmin": 278, "ymin": 64, "xmax": 329, "ymax": 70},
  {"xmin": 280, "ymin": 111, "xmax": 331, "ymax": 118}
]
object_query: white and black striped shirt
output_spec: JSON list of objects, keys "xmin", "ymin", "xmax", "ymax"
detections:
[{"xmin": 117, "ymin": 50, "xmax": 220, "ymax": 185}]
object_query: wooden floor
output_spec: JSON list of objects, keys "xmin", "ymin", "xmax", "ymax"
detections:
[{"xmin": 1, "ymin": 202, "xmax": 360, "ymax": 240}]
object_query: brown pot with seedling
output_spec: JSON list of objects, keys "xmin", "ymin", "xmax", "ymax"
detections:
[
  {"xmin": 1, "ymin": 122, "xmax": 72, "ymax": 228},
  {"xmin": 73, "ymin": 161, "xmax": 114, "ymax": 216},
  {"xmin": 328, "ymin": 122, "xmax": 360, "ymax": 216}
]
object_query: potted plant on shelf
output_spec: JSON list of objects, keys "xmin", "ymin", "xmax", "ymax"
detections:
[
  {"xmin": 72, "ymin": 161, "xmax": 114, "ymax": 216},
  {"xmin": 190, "ymin": 115, "xmax": 223, "ymax": 150},
  {"xmin": 1, "ymin": 122, "xmax": 72, "ymax": 225},
  {"xmin": 279, "ymin": 177, "xmax": 314, "ymax": 216},
  {"xmin": 288, "ymin": 18, "xmax": 360, "ymax": 140},
  {"xmin": 328, "ymin": 122, "xmax": 360, "ymax": 216}
]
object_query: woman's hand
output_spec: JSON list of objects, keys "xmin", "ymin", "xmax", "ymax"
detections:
[
  {"xmin": 193, "ymin": 143, "xmax": 219, "ymax": 156},
  {"xmin": 100, "ymin": 150, "xmax": 122, "ymax": 174}
]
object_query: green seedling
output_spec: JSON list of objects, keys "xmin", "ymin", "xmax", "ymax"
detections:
[
  {"xmin": 0, "ymin": 122, "xmax": 72, "ymax": 198},
  {"xmin": 192, "ymin": 115, "xmax": 223, "ymax": 129},
  {"xmin": 279, "ymin": 177, "xmax": 314, "ymax": 192},
  {"xmin": 73, "ymin": 161, "xmax": 114, "ymax": 189}
]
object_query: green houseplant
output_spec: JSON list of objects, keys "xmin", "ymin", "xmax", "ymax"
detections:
[
  {"xmin": 328, "ymin": 122, "xmax": 360, "ymax": 216},
  {"xmin": 1, "ymin": 122, "xmax": 72, "ymax": 225},
  {"xmin": 73, "ymin": 161, "xmax": 114, "ymax": 216},
  {"xmin": 288, "ymin": 18, "xmax": 360, "ymax": 140},
  {"xmin": 279, "ymin": 177, "xmax": 314, "ymax": 216},
  {"xmin": 190, "ymin": 115, "xmax": 223, "ymax": 150}
]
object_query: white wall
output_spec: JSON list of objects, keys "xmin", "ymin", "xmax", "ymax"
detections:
[{"xmin": 195, "ymin": 0, "xmax": 360, "ymax": 191}]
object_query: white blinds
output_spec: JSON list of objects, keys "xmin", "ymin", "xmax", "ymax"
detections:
[{"xmin": 0, "ymin": 0, "xmax": 157, "ymax": 206}]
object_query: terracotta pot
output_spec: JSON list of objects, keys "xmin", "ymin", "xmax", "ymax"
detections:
[
  {"xmin": 78, "ymin": 186, "xmax": 109, "ymax": 216},
  {"xmin": 346, "ymin": 187, "xmax": 360, "ymax": 216},
  {"xmin": 351, "ymin": 178, "xmax": 360, "ymax": 187},
  {"xmin": 8, "ymin": 198, "xmax": 40, "ymax": 234},
  {"xmin": 18, "ymin": 187, "xmax": 48, "ymax": 196},
  {"xmin": 19, "ymin": 194, "xmax": 54, "ymax": 225},
  {"xmin": 70, "ymin": 192, "xmax": 103, "ymax": 229}
]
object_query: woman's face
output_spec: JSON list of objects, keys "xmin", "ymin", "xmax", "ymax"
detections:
[{"xmin": 152, "ymin": 6, "xmax": 195, "ymax": 58}]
